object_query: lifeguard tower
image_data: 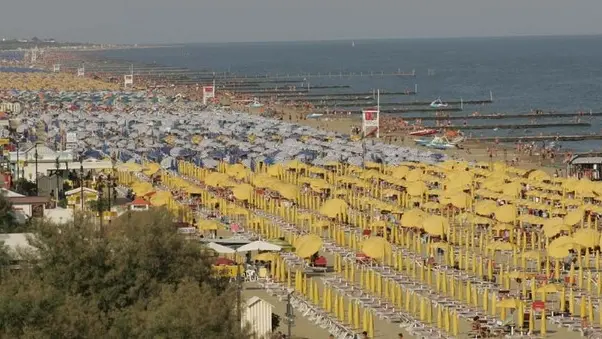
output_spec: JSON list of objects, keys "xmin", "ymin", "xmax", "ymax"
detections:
[
  {"xmin": 361, "ymin": 90, "xmax": 380, "ymax": 138},
  {"xmin": 124, "ymin": 64, "xmax": 134, "ymax": 89},
  {"xmin": 202, "ymin": 80, "xmax": 216, "ymax": 105}
]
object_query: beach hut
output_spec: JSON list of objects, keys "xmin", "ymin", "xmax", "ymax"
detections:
[
  {"xmin": 129, "ymin": 197, "xmax": 150, "ymax": 211},
  {"xmin": 242, "ymin": 296, "xmax": 274, "ymax": 339}
]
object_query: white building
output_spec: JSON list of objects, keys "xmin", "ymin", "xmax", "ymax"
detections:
[
  {"xmin": 8, "ymin": 145, "xmax": 113, "ymax": 181},
  {"xmin": 1, "ymin": 188, "xmax": 49, "ymax": 221},
  {"xmin": 0, "ymin": 102, "xmax": 22, "ymax": 113},
  {"xmin": 242, "ymin": 296, "xmax": 274, "ymax": 339}
]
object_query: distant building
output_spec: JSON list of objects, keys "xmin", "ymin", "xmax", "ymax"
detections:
[
  {"xmin": 8, "ymin": 146, "xmax": 113, "ymax": 182},
  {"xmin": 129, "ymin": 197, "xmax": 150, "ymax": 211},
  {"xmin": 1, "ymin": 188, "xmax": 50, "ymax": 221},
  {"xmin": 0, "ymin": 102, "xmax": 22, "ymax": 114},
  {"xmin": 567, "ymin": 153, "xmax": 602, "ymax": 180},
  {"xmin": 65, "ymin": 187, "xmax": 98, "ymax": 209}
]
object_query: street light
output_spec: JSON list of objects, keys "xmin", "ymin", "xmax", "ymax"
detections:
[
  {"xmin": 54, "ymin": 156, "xmax": 60, "ymax": 201},
  {"xmin": 79, "ymin": 152, "xmax": 84, "ymax": 210},
  {"xmin": 285, "ymin": 291, "xmax": 295, "ymax": 339},
  {"xmin": 34, "ymin": 143, "xmax": 39, "ymax": 195},
  {"xmin": 96, "ymin": 177, "xmax": 104, "ymax": 236}
]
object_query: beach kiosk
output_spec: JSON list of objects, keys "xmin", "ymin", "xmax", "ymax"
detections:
[
  {"xmin": 65, "ymin": 187, "xmax": 98, "ymax": 209},
  {"xmin": 242, "ymin": 297, "xmax": 274, "ymax": 339},
  {"xmin": 567, "ymin": 153, "xmax": 602, "ymax": 180},
  {"xmin": 129, "ymin": 197, "xmax": 150, "ymax": 211}
]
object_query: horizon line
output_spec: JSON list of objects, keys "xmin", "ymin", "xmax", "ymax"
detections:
[{"xmin": 128, "ymin": 33, "xmax": 602, "ymax": 47}]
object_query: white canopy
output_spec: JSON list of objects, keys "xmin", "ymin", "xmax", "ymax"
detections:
[
  {"xmin": 236, "ymin": 240, "xmax": 281, "ymax": 252},
  {"xmin": 206, "ymin": 242, "xmax": 236, "ymax": 254}
]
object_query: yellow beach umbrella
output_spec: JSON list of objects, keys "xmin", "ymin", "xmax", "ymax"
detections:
[
  {"xmin": 497, "ymin": 298, "xmax": 520, "ymax": 309},
  {"xmin": 361, "ymin": 237, "xmax": 392, "ymax": 260},
  {"xmin": 295, "ymin": 234, "xmax": 323, "ymax": 258},
  {"xmin": 421, "ymin": 215, "xmax": 449, "ymax": 236}
]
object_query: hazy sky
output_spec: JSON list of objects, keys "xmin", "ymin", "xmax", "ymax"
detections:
[{"xmin": 2, "ymin": 0, "xmax": 602, "ymax": 44}]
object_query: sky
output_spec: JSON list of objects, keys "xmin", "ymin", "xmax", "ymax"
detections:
[{"xmin": 2, "ymin": 0, "xmax": 602, "ymax": 44}]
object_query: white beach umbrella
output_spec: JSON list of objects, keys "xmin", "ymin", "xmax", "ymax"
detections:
[{"xmin": 236, "ymin": 240, "xmax": 281, "ymax": 252}]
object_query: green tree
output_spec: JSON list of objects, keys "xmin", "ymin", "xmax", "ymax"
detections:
[
  {"xmin": 13, "ymin": 178, "xmax": 37, "ymax": 196},
  {"xmin": 87, "ymin": 197, "xmax": 111, "ymax": 212},
  {"xmin": 0, "ymin": 194, "xmax": 17, "ymax": 233},
  {"xmin": 0, "ymin": 209, "xmax": 251, "ymax": 338}
]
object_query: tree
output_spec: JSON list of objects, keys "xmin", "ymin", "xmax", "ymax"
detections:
[
  {"xmin": 0, "ymin": 209, "xmax": 251, "ymax": 338},
  {"xmin": 87, "ymin": 197, "xmax": 111, "ymax": 212},
  {"xmin": 0, "ymin": 194, "xmax": 17, "ymax": 233},
  {"xmin": 13, "ymin": 178, "xmax": 37, "ymax": 196}
]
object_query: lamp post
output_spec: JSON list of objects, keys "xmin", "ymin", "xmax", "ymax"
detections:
[
  {"xmin": 14, "ymin": 138, "xmax": 19, "ymax": 183},
  {"xmin": 79, "ymin": 153, "xmax": 84, "ymax": 210},
  {"xmin": 285, "ymin": 292, "xmax": 295, "ymax": 339},
  {"xmin": 97, "ymin": 177, "xmax": 104, "ymax": 236},
  {"xmin": 96, "ymin": 176, "xmax": 104, "ymax": 237},
  {"xmin": 54, "ymin": 156, "xmax": 60, "ymax": 201},
  {"xmin": 34, "ymin": 143, "xmax": 39, "ymax": 195}
]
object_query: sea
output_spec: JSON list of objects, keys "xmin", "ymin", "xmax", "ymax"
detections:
[{"xmin": 95, "ymin": 35, "xmax": 602, "ymax": 152}]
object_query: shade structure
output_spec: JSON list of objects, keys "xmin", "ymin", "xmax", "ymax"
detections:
[{"xmin": 237, "ymin": 240, "xmax": 282, "ymax": 252}]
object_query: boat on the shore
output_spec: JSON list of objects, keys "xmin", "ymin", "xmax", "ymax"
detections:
[
  {"xmin": 248, "ymin": 98, "xmax": 263, "ymax": 108},
  {"xmin": 306, "ymin": 113, "xmax": 323, "ymax": 119},
  {"xmin": 414, "ymin": 136, "xmax": 461, "ymax": 149},
  {"xmin": 430, "ymin": 98, "xmax": 448, "ymax": 108},
  {"xmin": 409, "ymin": 128, "xmax": 438, "ymax": 136}
]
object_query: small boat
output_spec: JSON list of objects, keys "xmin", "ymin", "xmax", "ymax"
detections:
[
  {"xmin": 306, "ymin": 113, "xmax": 323, "ymax": 119},
  {"xmin": 352, "ymin": 41, "xmax": 355, "ymax": 47},
  {"xmin": 427, "ymin": 136, "xmax": 457, "ymax": 149},
  {"xmin": 430, "ymin": 98, "xmax": 448, "ymax": 108},
  {"xmin": 414, "ymin": 138, "xmax": 431, "ymax": 146},
  {"xmin": 416, "ymin": 136, "xmax": 458, "ymax": 149},
  {"xmin": 248, "ymin": 97, "xmax": 263, "ymax": 108},
  {"xmin": 409, "ymin": 128, "xmax": 438, "ymax": 136}
]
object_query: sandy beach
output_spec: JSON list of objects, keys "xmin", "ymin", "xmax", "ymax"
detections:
[{"xmin": 228, "ymin": 100, "xmax": 567, "ymax": 176}]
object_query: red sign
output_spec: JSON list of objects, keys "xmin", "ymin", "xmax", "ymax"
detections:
[
  {"xmin": 363, "ymin": 110, "xmax": 377, "ymax": 121},
  {"xmin": 204, "ymin": 86, "xmax": 213, "ymax": 93}
]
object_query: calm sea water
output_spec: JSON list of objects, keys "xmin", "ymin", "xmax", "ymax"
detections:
[{"xmin": 96, "ymin": 36, "xmax": 602, "ymax": 152}]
